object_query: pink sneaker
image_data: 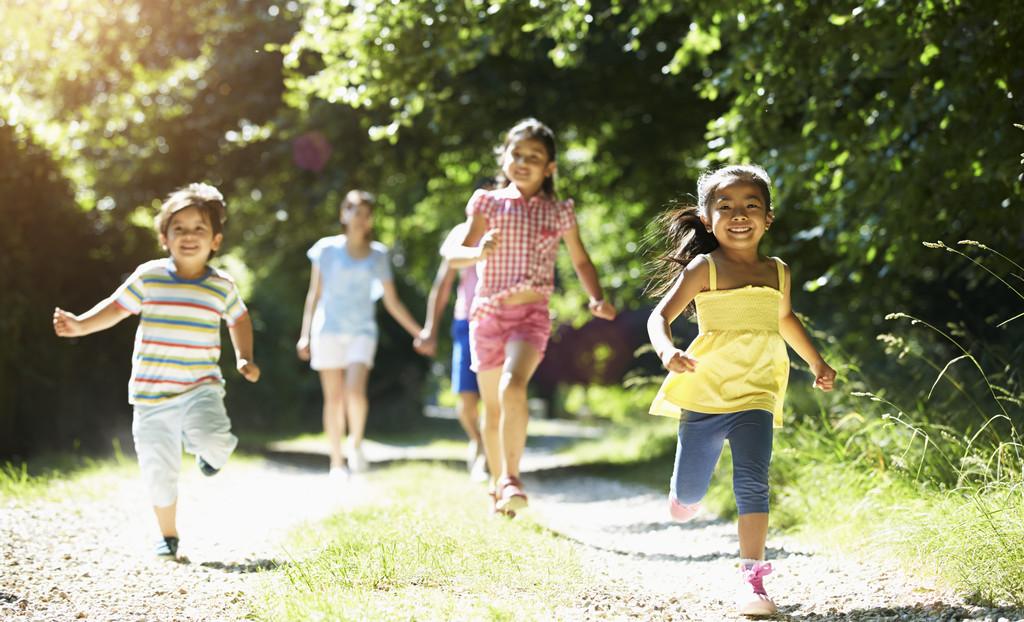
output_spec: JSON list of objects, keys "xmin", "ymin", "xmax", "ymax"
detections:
[
  {"xmin": 736, "ymin": 561, "xmax": 777, "ymax": 617},
  {"xmin": 668, "ymin": 496, "xmax": 700, "ymax": 522},
  {"xmin": 495, "ymin": 475, "xmax": 528, "ymax": 513}
]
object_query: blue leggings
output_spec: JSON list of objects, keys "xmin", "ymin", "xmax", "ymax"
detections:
[{"xmin": 670, "ymin": 409, "xmax": 774, "ymax": 515}]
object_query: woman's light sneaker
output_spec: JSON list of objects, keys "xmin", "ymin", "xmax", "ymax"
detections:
[
  {"xmin": 736, "ymin": 561, "xmax": 777, "ymax": 617},
  {"xmin": 469, "ymin": 453, "xmax": 488, "ymax": 482},
  {"xmin": 347, "ymin": 443, "xmax": 368, "ymax": 473},
  {"xmin": 329, "ymin": 465, "xmax": 351, "ymax": 481}
]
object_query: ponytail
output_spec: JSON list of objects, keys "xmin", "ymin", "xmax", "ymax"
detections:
[{"xmin": 646, "ymin": 204, "xmax": 719, "ymax": 304}]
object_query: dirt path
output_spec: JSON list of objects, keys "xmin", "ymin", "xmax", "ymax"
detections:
[
  {"xmin": 526, "ymin": 472, "xmax": 1024, "ymax": 621},
  {"xmin": 0, "ymin": 458, "xmax": 362, "ymax": 621},
  {"xmin": 3, "ymin": 437, "xmax": 1023, "ymax": 621}
]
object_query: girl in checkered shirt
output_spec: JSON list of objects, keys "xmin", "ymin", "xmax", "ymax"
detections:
[{"xmin": 445, "ymin": 118, "xmax": 617, "ymax": 516}]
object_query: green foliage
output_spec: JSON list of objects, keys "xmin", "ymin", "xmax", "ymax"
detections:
[{"xmin": 4, "ymin": 0, "xmax": 1023, "ymax": 457}]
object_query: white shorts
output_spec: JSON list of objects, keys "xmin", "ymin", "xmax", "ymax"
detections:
[
  {"xmin": 131, "ymin": 384, "xmax": 237, "ymax": 507},
  {"xmin": 310, "ymin": 333, "xmax": 377, "ymax": 370}
]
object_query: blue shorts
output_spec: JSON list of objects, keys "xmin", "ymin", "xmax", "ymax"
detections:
[
  {"xmin": 451, "ymin": 319, "xmax": 479, "ymax": 394},
  {"xmin": 671, "ymin": 409, "xmax": 774, "ymax": 515}
]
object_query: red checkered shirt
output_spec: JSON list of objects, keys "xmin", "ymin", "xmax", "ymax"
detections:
[{"xmin": 466, "ymin": 185, "xmax": 577, "ymax": 320}]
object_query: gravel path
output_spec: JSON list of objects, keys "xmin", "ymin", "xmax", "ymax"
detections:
[
  {"xmin": 3, "ymin": 446, "xmax": 1023, "ymax": 621},
  {"xmin": 526, "ymin": 472, "xmax": 1024, "ymax": 622},
  {"xmin": 0, "ymin": 458, "xmax": 365, "ymax": 621}
]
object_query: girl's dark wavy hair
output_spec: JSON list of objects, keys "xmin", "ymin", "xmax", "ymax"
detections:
[
  {"xmin": 494, "ymin": 117, "xmax": 557, "ymax": 197},
  {"xmin": 646, "ymin": 164, "xmax": 773, "ymax": 307}
]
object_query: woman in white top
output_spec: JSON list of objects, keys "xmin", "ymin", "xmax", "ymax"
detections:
[{"xmin": 297, "ymin": 190, "xmax": 425, "ymax": 477}]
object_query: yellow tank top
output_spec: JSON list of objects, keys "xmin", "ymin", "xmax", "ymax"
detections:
[{"xmin": 649, "ymin": 255, "xmax": 789, "ymax": 427}]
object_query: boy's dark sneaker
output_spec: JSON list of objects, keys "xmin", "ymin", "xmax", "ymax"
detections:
[
  {"xmin": 197, "ymin": 456, "xmax": 219, "ymax": 477},
  {"xmin": 155, "ymin": 536, "xmax": 179, "ymax": 559}
]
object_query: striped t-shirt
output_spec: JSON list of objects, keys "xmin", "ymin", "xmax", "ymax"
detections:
[{"xmin": 113, "ymin": 258, "xmax": 248, "ymax": 404}]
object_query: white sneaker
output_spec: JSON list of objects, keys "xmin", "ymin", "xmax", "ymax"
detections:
[
  {"xmin": 466, "ymin": 439, "xmax": 480, "ymax": 471},
  {"xmin": 469, "ymin": 453, "xmax": 489, "ymax": 482},
  {"xmin": 347, "ymin": 444, "xmax": 368, "ymax": 473},
  {"xmin": 736, "ymin": 561, "xmax": 777, "ymax": 617},
  {"xmin": 329, "ymin": 465, "xmax": 350, "ymax": 481}
]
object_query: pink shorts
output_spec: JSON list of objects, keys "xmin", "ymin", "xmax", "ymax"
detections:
[{"xmin": 469, "ymin": 301, "xmax": 552, "ymax": 372}]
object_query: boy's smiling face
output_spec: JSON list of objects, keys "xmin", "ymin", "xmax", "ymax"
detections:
[{"xmin": 160, "ymin": 205, "xmax": 222, "ymax": 268}]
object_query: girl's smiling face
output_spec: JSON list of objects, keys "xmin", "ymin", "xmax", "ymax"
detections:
[
  {"xmin": 501, "ymin": 136, "xmax": 556, "ymax": 195},
  {"xmin": 701, "ymin": 180, "xmax": 773, "ymax": 250}
]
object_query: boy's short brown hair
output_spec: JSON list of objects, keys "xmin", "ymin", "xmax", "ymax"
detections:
[{"xmin": 156, "ymin": 183, "xmax": 228, "ymax": 238}]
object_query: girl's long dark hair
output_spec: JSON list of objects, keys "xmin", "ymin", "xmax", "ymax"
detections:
[{"xmin": 645, "ymin": 203, "xmax": 719, "ymax": 299}]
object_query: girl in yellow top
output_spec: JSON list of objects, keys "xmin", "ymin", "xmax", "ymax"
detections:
[{"xmin": 647, "ymin": 164, "xmax": 835, "ymax": 617}]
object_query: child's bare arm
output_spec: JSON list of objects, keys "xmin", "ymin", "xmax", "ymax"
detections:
[
  {"xmin": 647, "ymin": 257, "xmax": 708, "ymax": 373},
  {"xmin": 228, "ymin": 313, "xmax": 260, "ymax": 382},
  {"xmin": 296, "ymin": 266, "xmax": 322, "ymax": 361},
  {"xmin": 777, "ymin": 262, "xmax": 835, "ymax": 391},
  {"xmin": 419, "ymin": 260, "xmax": 457, "ymax": 356},
  {"xmin": 562, "ymin": 225, "xmax": 616, "ymax": 320},
  {"xmin": 381, "ymin": 279, "xmax": 424, "ymax": 340},
  {"xmin": 53, "ymin": 300, "xmax": 130, "ymax": 338},
  {"xmin": 444, "ymin": 214, "xmax": 497, "ymax": 269}
]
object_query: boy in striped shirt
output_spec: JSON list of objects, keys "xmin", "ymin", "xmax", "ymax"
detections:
[{"xmin": 53, "ymin": 183, "xmax": 259, "ymax": 559}]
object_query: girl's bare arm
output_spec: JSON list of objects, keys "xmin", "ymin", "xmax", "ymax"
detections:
[
  {"xmin": 296, "ymin": 265, "xmax": 322, "ymax": 361},
  {"xmin": 444, "ymin": 214, "xmax": 496, "ymax": 269},
  {"xmin": 777, "ymin": 262, "xmax": 836, "ymax": 391},
  {"xmin": 562, "ymin": 225, "xmax": 615, "ymax": 320},
  {"xmin": 647, "ymin": 257, "xmax": 708, "ymax": 373},
  {"xmin": 381, "ymin": 279, "xmax": 424, "ymax": 339}
]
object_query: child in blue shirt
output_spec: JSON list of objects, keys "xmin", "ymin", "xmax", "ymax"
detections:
[{"xmin": 296, "ymin": 190, "xmax": 425, "ymax": 477}]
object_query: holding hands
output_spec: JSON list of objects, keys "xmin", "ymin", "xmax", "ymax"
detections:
[
  {"xmin": 661, "ymin": 348, "xmax": 698, "ymax": 374},
  {"xmin": 413, "ymin": 328, "xmax": 437, "ymax": 357}
]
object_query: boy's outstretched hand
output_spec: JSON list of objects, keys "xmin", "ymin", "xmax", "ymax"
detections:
[
  {"xmin": 53, "ymin": 307, "xmax": 84, "ymax": 338},
  {"xmin": 810, "ymin": 359, "xmax": 836, "ymax": 391},
  {"xmin": 588, "ymin": 299, "xmax": 616, "ymax": 321},
  {"xmin": 237, "ymin": 359, "xmax": 261, "ymax": 383}
]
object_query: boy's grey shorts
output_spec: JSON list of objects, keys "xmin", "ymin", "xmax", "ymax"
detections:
[{"xmin": 131, "ymin": 384, "xmax": 237, "ymax": 507}]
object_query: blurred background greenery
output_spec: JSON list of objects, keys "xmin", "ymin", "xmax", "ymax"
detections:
[{"xmin": 1, "ymin": 0, "xmax": 1021, "ymax": 469}]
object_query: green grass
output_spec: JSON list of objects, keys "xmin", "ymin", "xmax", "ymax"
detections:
[
  {"xmin": 0, "ymin": 444, "xmax": 263, "ymax": 502},
  {"xmin": 252, "ymin": 463, "xmax": 584, "ymax": 621},
  {"xmin": 550, "ymin": 410, "xmax": 1024, "ymax": 606},
  {"xmin": 0, "ymin": 440, "xmax": 137, "ymax": 500},
  {"xmin": 767, "ymin": 451, "xmax": 1024, "ymax": 606}
]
